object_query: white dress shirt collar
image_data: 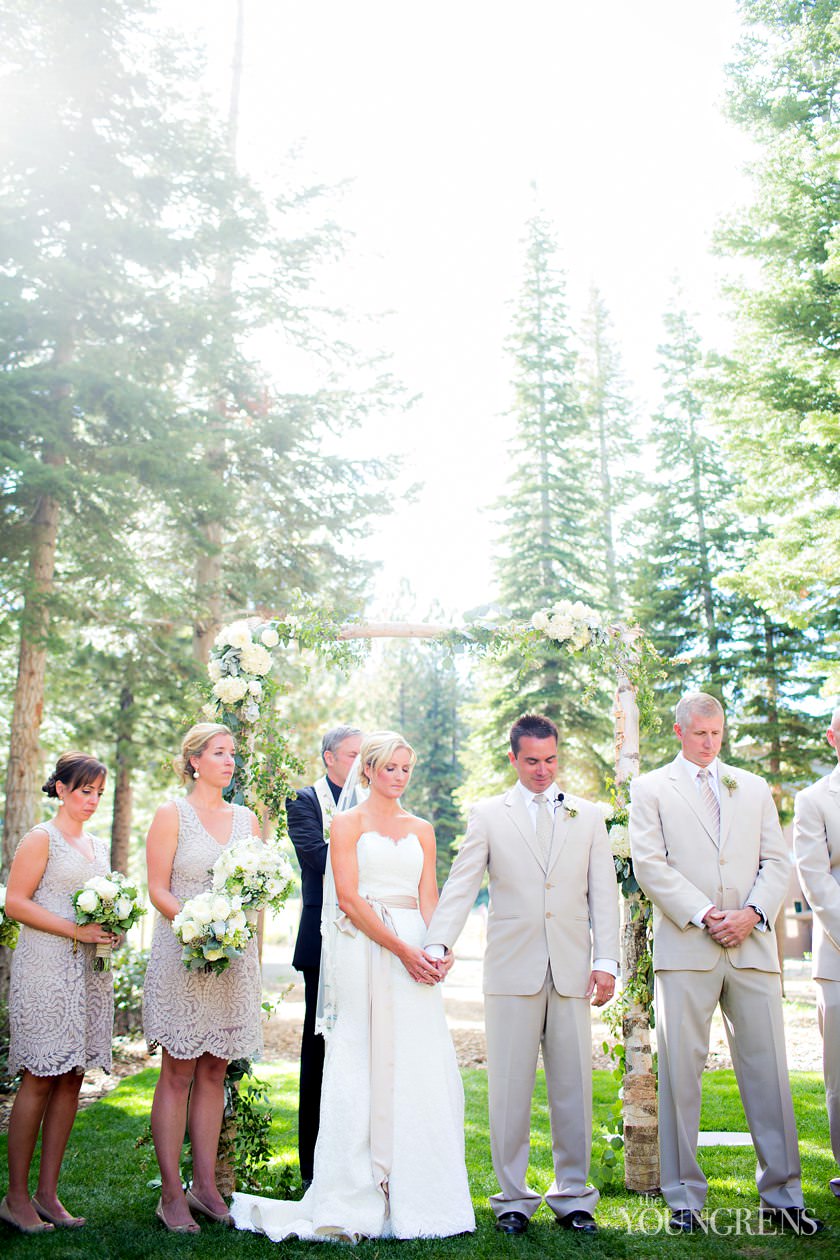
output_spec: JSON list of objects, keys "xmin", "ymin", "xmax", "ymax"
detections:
[
  {"xmin": 679, "ymin": 752, "xmax": 720, "ymax": 787},
  {"xmin": 515, "ymin": 779, "xmax": 562, "ymax": 808}
]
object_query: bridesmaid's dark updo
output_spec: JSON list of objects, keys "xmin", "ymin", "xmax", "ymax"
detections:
[{"xmin": 42, "ymin": 751, "xmax": 107, "ymax": 798}]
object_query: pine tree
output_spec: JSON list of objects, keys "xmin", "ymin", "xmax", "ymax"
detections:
[
  {"xmin": 715, "ymin": 0, "xmax": 840, "ymax": 659},
  {"xmin": 630, "ymin": 304, "xmax": 741, "ymax": 756},
  {"xmin": 578, "ymin": 287, "xmax": 639, "ymax": 611},
  {"xmin": 481, "ymin": 215, "xmax": 612, "ymax": 791}
]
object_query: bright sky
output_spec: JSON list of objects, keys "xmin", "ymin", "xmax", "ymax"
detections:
[{"xmin": 170, "ymin": 0, "xmax": 753, "ymax": 624}]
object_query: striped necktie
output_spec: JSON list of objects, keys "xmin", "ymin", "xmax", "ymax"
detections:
[{"xmin": 697, "ymin": 767, "xmax": 720, "ymax": 838}]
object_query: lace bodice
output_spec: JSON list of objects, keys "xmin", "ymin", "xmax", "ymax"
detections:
[{"xmin": 169, "ymin": 797, "xmax": 253, "ymax": 904}]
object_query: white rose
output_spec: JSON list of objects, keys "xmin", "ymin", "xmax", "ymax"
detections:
[
  {"xmin": 532, "ymin": 610, "xmax": 549, "ymax": 631},
  {"xmin": 210, "ymin": 894, "xmax": 231, "ymax": 920},
  {"xmin": 547, "ymin": 616, "xmax": 573, "ymax": 642},
  {"xmin": 190, "ymin": 896, "xmax": 214, "ymax": 925},
  {"xmin": 215, "ymin": 619, "xmax": 252, "ymax": 651},
  {"xmin": 239, "ymin": 642, "xmax": 271, "ymax": 676},
  {"xmin": 260, "ymin": 627, "xmax": 279, "ymax": 648},
  {"xmin": 207, "ymin": 658, "xmax": 222, "ymax": 682},
  {"xmin": 228, "ymin": 910, "xmax": 247, "ymax": 932},
  {"xmin": 0, "ymin": 886, "xmax": 6, "ymax": 910},
  {"xmin": 178, "ymin": 920, "xmax": 200, "ymax": 943},
  {"xmin": 241, "ymin": 701, "xmax": 260, "ymax": 724},
  {"xmin": 114, "ymin": 896, "xmax": 134, "ymax": 920},
  {"xmin": 90, "ymin": 876, "xmax": 118, "ymax": 900},
  {"xmin": 572, "ymin": 627, "xmax": 591, "ymax": 650},
  {"xmin": 213, "ymin": 676, "xmax": 248, "ymax": 704},
  {"xmin": 609, "ymin": 824, "xmax": 631, "ymax": 859},
  {"xmin": 247, "ymin": 680, "xmax": 262, "ymax": 698},
  {"xmin": 76, "ymin": 888, "xmax": 100, "ymax": 914}
]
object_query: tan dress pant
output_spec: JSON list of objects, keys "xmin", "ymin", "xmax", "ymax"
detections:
[
  {"xmin": 817, "ymin": 978, "xmax": 840, "ymax": 1177},
  {"xmin": 656, "ymin": 954, "xmax": 802, "ymax": 1211},
  {"xmin": 484, "ymin": 968, "xmax": 598, "ymax": 1219}
]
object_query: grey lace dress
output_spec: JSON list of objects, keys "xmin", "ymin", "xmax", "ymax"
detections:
[
  {"xmin": 8, "ymin": 821, "xmax": 114, "ymax": 1077},
  {"xmin": 142, "ymin": 798, "xmax": 263, "ymax": 1061}
]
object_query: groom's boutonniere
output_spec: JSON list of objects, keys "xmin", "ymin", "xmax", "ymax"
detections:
[
  {"xmin": 555, "ymin": 794, "xmax": 577, "ymax": 819},
  {"xmin": 722, "ymin": 775, "xmax": 738, "ymax": 796}
]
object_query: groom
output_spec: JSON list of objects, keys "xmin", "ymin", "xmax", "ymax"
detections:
[{"xmin": 426, "ymin": 713, "xmax": 619, "ymax": 1234}]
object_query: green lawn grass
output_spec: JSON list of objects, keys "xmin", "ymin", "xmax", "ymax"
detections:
[{"xmin": 0, "ymin": 1064, "xmax": 836, "ymax": 1259}]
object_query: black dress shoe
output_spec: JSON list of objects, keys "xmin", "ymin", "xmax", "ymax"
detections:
[
  {"xmin": 558, "ymin": 1210, "xmax": 597, "ymax": 1233},
  {"xmin": 495, "ymin": 1212, "xmax": 529, "ymax": 1234},
  {"xmin": 668, "ymin": 1209, "xmax": 704, "ymax": 1233},
  {"xmin": 760, "ymin": 1207, "xmax": 825, "ymax": 1235}
]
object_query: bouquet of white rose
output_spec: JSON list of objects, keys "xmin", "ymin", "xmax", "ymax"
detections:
[
  {"xmin": 173, "ymin": 890, "xmax": 251, "ymax": 974},
  {"xmin": 0, "ymin": 883, "xmax": 20, "ymax": 950},
  {"xmin": 73, "ymin": 872, "xmax": 147, "ymax": 971},
  {"xmin": 211, "ymin": 838, "xmax": 295, "ymax": 923}
]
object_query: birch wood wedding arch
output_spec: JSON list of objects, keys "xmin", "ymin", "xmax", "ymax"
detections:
[{"xmin": 205, "ymin": 608, "xmax": 661, "ymax": 1194}]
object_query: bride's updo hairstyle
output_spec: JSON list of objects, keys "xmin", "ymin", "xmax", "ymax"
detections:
[
  {"xmin": 359, "ymin": 730, "xmax": 417, "ymax": 788},
  {"xmin": 173, "ymin": 722, "xmax": 233, "ymax": 784},
  {"xmin": 42, "ymin": 751, "xmax": 107, "ymax": 798}
]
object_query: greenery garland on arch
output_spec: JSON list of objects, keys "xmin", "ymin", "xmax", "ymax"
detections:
[{"xmin": 202, "ymin": 595, "xmax": 664, "ymax": 817}]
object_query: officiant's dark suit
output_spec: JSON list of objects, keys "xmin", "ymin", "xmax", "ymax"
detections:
[{"xmin": 287, "ymin": 725, "xmax": 361, "ymax": 1184}]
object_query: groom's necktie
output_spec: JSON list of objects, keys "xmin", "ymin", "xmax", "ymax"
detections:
[
  {"xmin": 697, "ymin": 768, "xmax": 720, "ymax": 838},
  {"xmin": 533, "ymin": 793, "xmax": 553, "ymax": 865}
]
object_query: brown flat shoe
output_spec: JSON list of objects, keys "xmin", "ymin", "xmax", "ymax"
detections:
[
  {"xmin": 32, "ymin": 1195, "xmax": 85, "ymax": 1227},
  {"xmin": 0, "ymin": 1195, "xmax": 55, "ymax": 1234}
]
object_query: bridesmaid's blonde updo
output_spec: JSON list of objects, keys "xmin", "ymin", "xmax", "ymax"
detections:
[
  {"xmin": 359, "ymin": 730, "xmax": 416, "ymax": 788},
  {"xmin": 42, "ymin": 751, "xmax": 107, "ymax": 798},
  {"xmin": 173, "ymin": 723, "xmax": 233, "ymax": 784}
]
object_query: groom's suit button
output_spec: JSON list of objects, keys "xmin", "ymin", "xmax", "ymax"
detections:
[
  {"xmin": 545, "ymin": 882, "xmax": 553, "ymax": 889},
  {"xmin": 545, "ymin": 912, "xmax": 553, "ymax": 918}
]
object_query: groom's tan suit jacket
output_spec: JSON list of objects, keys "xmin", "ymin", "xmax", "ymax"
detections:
[{"xmin": 426, "ymin": 787, "xmax": 619, "ymax": 994}]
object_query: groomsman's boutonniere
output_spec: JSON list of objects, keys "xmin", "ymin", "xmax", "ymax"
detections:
[{"xmin": 722, "ymin": 775, "xmax": 738, "ymax": 796}]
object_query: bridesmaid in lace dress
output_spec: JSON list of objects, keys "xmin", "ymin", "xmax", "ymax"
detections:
[
  {"xmin": 2, "ymin": 752, "xmax": 115, "ymax": 1234},
  {"xmin": 143, "ymin": 723, "xmax": 263, "ymax": 1234}
]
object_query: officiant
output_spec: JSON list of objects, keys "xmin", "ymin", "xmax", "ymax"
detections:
[{"xmin": 287, "ymin": 724, "xmax": 362, "ymax": 1187}]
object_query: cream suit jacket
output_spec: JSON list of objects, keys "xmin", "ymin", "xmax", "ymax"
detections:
[
  {"xmin": 794, "ymin": 764, "xmax": 840, "ymax": 981},
  {"xmin": 630, "ymin": 756, "xmax": 790, "ymax": 973},
  {"xmin": 425, "ymin": 788, "xmax": 619, "ymax": 997}
]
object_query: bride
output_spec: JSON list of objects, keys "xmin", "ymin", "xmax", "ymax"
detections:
[{"xmin": 231, "ymin": 731, "xmax": 475, "ymax": 1241}]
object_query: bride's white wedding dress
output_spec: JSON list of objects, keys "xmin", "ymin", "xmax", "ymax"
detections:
[{"xmin": 231, "ymin": 831, "xmax": 475, "ymax": 1241}]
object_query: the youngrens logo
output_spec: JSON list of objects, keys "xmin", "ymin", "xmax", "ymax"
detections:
[{"xmin": 616, "ymin": 1205, "xmax": 823, "ymax": 1236}]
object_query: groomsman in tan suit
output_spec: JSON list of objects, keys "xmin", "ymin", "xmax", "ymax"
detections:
[
  {"xmin": 793, "ymin": 706, "xmax": 840, "ymax": 1199},
  {"xmin": 425, "ymin": 713, "xmax": 619, "ymax": 1235},
  {"xmin": 630, "ymin": 691, "xmax": 821, "ymax": 1235}
]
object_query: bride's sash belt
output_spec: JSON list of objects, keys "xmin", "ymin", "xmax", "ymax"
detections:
[{"xmin": 336, "ymin": 893, "xmax": 420, "ymax": 1213}]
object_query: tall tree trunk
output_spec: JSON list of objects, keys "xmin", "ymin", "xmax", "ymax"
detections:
[
  {"xmin": 0, "ymin": 470, "xmax": 63, "ymax": 1009},
  {"xmin": 615, "ymin": 650, "xmax": 659, "ymax": 1193},
  {"xmin": 110, "ymin": 684, "xmax": 134, "ymax": 873},
  {"xmin": 192, "ymin": 2, "xmax": 244, "ymax": 667},
  {"xmin": 2, "ymin": 476, "xmax": 63, "ymax": 872}
]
